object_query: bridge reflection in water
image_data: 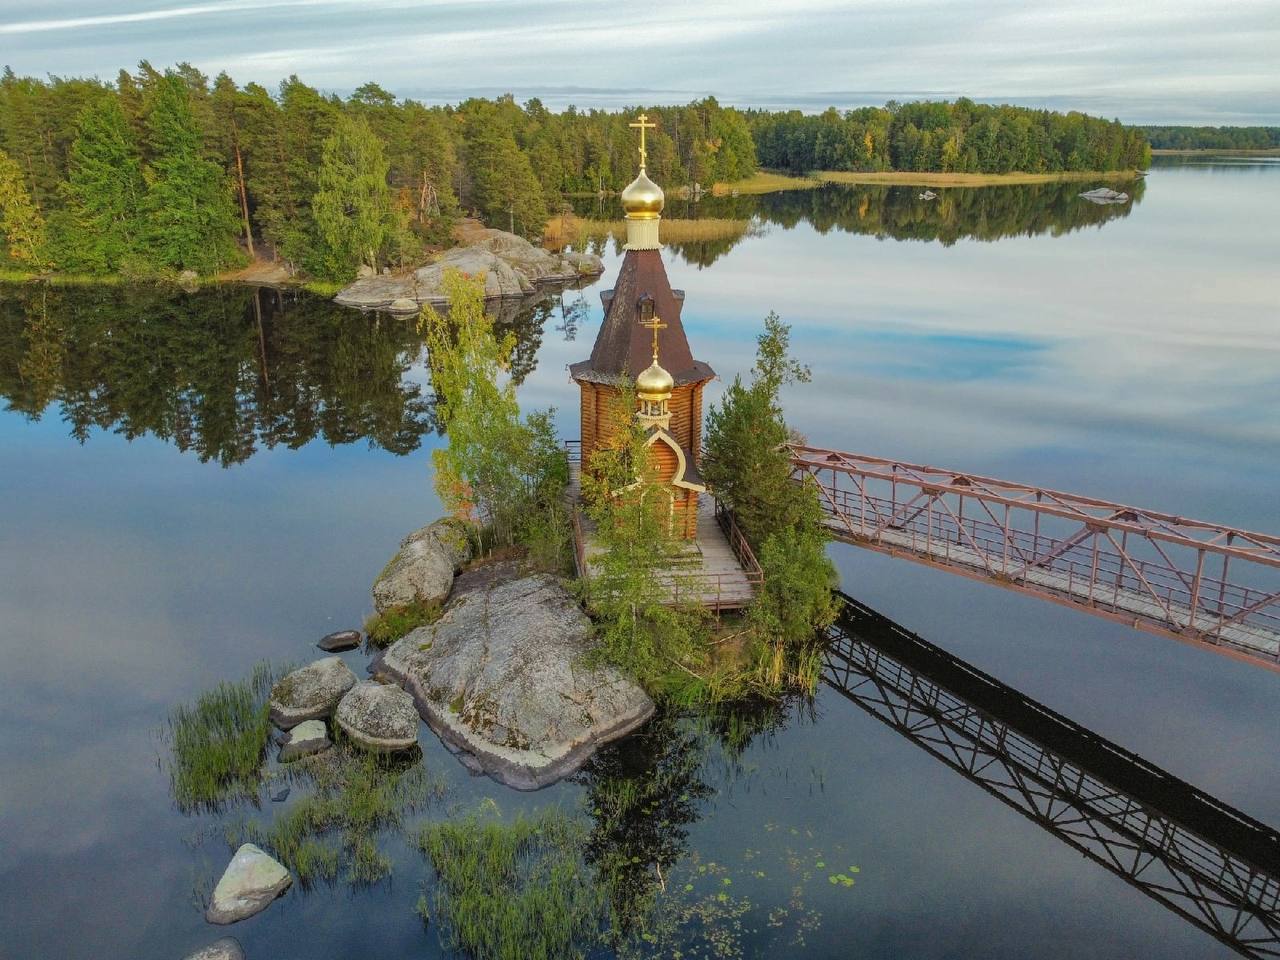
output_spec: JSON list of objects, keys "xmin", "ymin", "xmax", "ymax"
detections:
[{"xmin": 824, "ymin": 593, "xmax": 1280, "ymax": 958}]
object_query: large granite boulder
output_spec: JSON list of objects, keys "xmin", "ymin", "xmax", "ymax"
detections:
[
  {"xmin": 377, "ymin": 562, "xmax": 654, "ymax": 790},
  {"xmin": 335, "ymin": 680, "xmax": 419, "ymax": 752},
  {"xmin": 205, "ymin": 844, "xmax": 291, "ymax": 924},
  {"xmin": 470, "ymin": 229, "xmax": 600, "ymax": 284},
  {"xmin": 372, "ymin": 519, "xmax": 472, "ymax": 613},
  {"xmin": 269, "ymin": 657, "xmax": 357, "ymax": 729},
  {"xmin": 332, "ymin": 229, "xmax": 603, "ymax": 310}
]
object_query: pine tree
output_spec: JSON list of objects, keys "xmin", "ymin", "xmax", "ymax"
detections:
[
  {"xmin": 141, "ymin": 73, "xmax": 241, "ymax": 273},
  {"xmin": 274, "ymin": 76, "xmax": 339, "ymax": 266},
  {"xmin": 0, "ymin": 148, "xmax": 48, "ymax": 267},
  {"xmin": 210, "ymin": 73, "xmax": 256, "ymax": 257},
  {"xmin": 462, "ymin": 103, "xmax": 548, "ymax": 236},
  {"xmin": 310, "ymin": 115, "xmax": 400, "ymax": 280},
  {"xmin": 55, "ymin": 97, "xmax": 145, "ymax": 272}
]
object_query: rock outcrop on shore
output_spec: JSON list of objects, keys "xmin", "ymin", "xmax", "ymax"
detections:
[
  {"xmin": 334, "ymin": 228, "xmax": 603, "ymax": 311},
  {"xmin": 372, "ymin": 519, "xmax": 472, "ymax": 613},
  {"xmin": 376, "ymin": 561, "xmax": 654, "ymax": 790}
]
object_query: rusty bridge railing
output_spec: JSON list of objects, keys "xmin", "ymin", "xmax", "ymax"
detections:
[{"xmin": 790, "ymin": 445, "xmax": 1280, "ymax": 671}]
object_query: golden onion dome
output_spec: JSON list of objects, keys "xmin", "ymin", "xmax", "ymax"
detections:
[
  {"xmin": 621, "ymin": 169, "xmax": 664, "ymax": 219},
  {"xmin": 636, "ymin": 359, "xmax": 674, "ymax": 399}
]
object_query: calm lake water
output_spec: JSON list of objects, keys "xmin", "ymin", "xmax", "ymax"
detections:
[{"xmin": 2, "ymin": 159, "xmax": 1277, "ymax": 959}]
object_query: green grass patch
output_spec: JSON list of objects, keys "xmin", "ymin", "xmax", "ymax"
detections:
[
  {"xmin": 416, "ymin": 807, "xmax": 605, "ymax": 960},
  {"xmin": 167, "ymin": 661, "xmax": 278, "ymax": 812},
  {"xmin": 301, "ymin": 278, "xmax": 346, "ymax": 297},
  {"xmin": 710, "ymin": 170, "xmax": 821, "ymax": 195},
  {"xmin": 364, "ymin": 598, "xmax": 444, "ymax": 648}
]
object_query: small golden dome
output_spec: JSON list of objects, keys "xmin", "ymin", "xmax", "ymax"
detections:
[
  {"xmin": 636, "ymin": 359, "xmax": 674, "ymax": 399},
  {"xmin": 621, "ymin": 169, "xmax": 664, "ymax": 219}
]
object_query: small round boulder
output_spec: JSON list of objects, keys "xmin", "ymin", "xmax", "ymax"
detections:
[
  {"xmin": 269, "ymin": 657, "xmax": 358, "ymax": 730},
  {"xmin": 278, "ymin": 718, "xmax": 332, "ymax": 763},
  {"xmin": 335, "ymin": 681, "xmax": 419, "ymax": 752},
  {"xmin": 317, "ymin": 629, "xmax": 362, "ymax": 652}
]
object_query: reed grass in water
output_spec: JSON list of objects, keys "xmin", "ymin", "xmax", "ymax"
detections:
[
  {"xmin": 417, "ymin": 807, "xmax": 605, "ymax": 960},
  {"xmin": 227, "ymin": 747, "xmax": 442, "ymax": 885},
  {"xmin": 167, "ymin": 661, "xmax": 277, "ymax": 811}
]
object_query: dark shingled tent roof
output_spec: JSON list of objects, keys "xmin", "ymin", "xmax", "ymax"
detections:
[{"xmin": 569, "ymin": 249, "xmax": 715, "ymax": 386}]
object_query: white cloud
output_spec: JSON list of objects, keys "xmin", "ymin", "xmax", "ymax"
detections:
[{"xmin": 2, "ymin": 0, "xmax": 1277, "ymax": 122}]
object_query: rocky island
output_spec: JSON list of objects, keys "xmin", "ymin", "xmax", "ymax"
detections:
[
  {"xmin": 370, "ymin": 519, "xmax": 653, "ymax": 789},
  {"xmin": 333, "ymin": 227, "xmax": 603, "ymax": 312},
  {"xmin": 375, "ymin": 560, "xmax": 653, "ymax": 790}
]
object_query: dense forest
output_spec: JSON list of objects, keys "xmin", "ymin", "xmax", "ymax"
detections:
[
  {"xmin": 750, "ymin": 101, "xmax": 1150, "ymax": 175},
  {"xmin": 0, "ymin": 63, "xmax": 1149, "ymax": 282},
  {"xmin": 1141, "ymin": 125, "xmax": 1280, "ymax": 150}
]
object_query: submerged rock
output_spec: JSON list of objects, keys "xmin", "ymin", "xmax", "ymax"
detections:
[
  {"xmin": 182, "ymin": 938, "xmax": 244, "ymax": 960},
  {"xmin": 270, "ymin": 786, "xmax": 290, "ymax": 803},
  {"xmin": 317, "ymin": 629, "xmax": 361, "ymax": 652},
  {"xmin": 333, "ymin": 228, "xmax": 603, "ymax": 310},
  {"xmin": 278, "ymin": 718, "xmax": 331, "ymax": 762},
  {"xmin": 269, "ymin": 657, "xmax": 357, "ymax": 730},
  {"xmin": 205, "ymin": 844, "xmax": 292, "ymax": 924},
  {"xmin": 372, "ymin": 518, "xmax": 472, "ymax": 613},
  {"xmin": 335, "ymin": 680, "xmax": 420, "ymax": 752},
  {"xmin": 1079, "ymin": 186, "xmax": 1130, "ymax": 204},
  {"xmin": 377, "ymin": 562, "xmax": 654, "ymax": 790}
]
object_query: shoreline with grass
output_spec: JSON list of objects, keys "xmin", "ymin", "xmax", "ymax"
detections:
[
  {"xmin": 0, "ymin": 265, "xmax": 346, "ymax": 296},
  {"xmin": 545, "ymin": 213, "xmax": 757, "ymax": 248}
]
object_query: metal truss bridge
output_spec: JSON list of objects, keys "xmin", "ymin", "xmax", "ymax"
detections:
[
  {"xmin": 790, "ymin": 445, "xmax": 1280, "ymax": 672},
  {"xmin": 825, "ymin": 593, "xmax": 1280, "ymax": 958}
]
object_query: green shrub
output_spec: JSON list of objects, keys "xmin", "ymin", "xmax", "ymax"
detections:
[{"xmin": 364, "ymin": 598, "xmax": 443, "ymax": 648}]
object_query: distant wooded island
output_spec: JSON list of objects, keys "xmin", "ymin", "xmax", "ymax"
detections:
[
  {"xmin": 1, "ymin": 63, "xmax": 1157, "ymax": 284},
  {"xmin": 1142, "ymin": 125, "xmax": 1280, "ymax": 151}
]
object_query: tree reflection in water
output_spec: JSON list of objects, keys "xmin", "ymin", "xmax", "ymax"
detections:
[
  {"xmin": 0, "ymin": 283, "xmax": 557, "ymax": 466},
  {"xmin": 577, "ymin": 695, "xmax": 815, "ymax": 951},
  {"xmin": 572, "ymin": 178, "xmax": 1145, "ymax": 267}
]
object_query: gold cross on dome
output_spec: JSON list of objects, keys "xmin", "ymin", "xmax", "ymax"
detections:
[
  {"xmin": 629, "ymin": 112, "xmax": 657, "ymax": 170},
  {"xmin": 640, "ymin": 312, "xmax": 667, "ymax": 362}
]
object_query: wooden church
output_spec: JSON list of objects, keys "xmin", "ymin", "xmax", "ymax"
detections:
[{"xmin": 569, "ymin": 115, "xmax": 716, "ymax": 540}]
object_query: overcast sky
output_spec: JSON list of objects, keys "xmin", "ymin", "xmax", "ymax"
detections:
[{"xmin": 3, "ymin": 0, "xmax": 1278, "ymax": 124}]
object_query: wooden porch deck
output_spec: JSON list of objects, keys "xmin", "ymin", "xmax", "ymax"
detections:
[{"xmin": 568, "ymin": 462, "xmax": 760, "ymax": 611}]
